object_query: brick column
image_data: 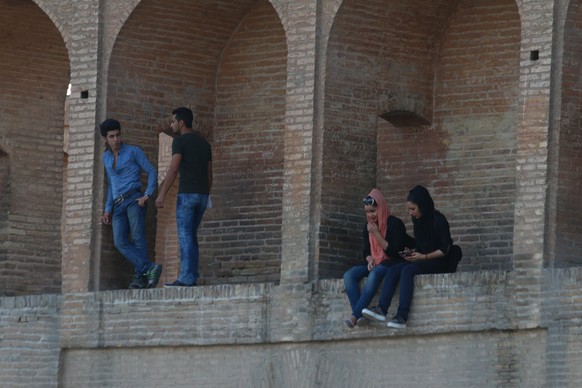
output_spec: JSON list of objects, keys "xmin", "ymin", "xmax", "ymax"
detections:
[
  {"xmin": 278, "ymin": 0, "xmax": 319, "ymax": 286},
  {"xmin": 270, "ymin": 0, "xmax": 319, "ymax": 342},
  {"xmin": 52, "ymin": 0, "xmax": 103, "ymax": 293},
  {"xmin": 511, "ymin": 0, "xmax": 554, "ymax": 327}
]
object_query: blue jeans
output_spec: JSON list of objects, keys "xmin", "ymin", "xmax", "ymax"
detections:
[
  {"xmin": 112, "ymin": 192, "xmax": 152, "ymax": 275},
  {"xmin": 378, "ymin": 259, "xmax": 448, "ymax": 321},
  {"xmin": 176, "ymin": 193, "xmax": 208, "ymax": 285},
  {"xmin": 343, "ymin": 264, "xmax": 390, "ymax": 319}
]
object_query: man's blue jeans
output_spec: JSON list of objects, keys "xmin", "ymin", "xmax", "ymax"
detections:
[
  {"xmin": 112, "ymin": 193, "xmax": 152, "ymax": 274},
  {"xmin": 176, "ymin": 193, "xmax": 208, "ymax": 285},
  {"xmin": 343, "ymin": 264, "xmax": 390, "ymax": 319}
]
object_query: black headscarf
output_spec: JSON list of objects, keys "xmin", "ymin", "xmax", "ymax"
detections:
[{"xmin": 407, "ymin": 185, "xmax": 435, "ymax": 253}]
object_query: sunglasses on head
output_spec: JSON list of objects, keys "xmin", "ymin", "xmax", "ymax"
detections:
[{"xmin": 362, "ymin": 196, "xmax": 376, "ymax": 206}]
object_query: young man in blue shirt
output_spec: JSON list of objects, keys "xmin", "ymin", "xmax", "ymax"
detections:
[{"xmin": 100, "ymin": 119, "xmax": 162, "ymax": 289}]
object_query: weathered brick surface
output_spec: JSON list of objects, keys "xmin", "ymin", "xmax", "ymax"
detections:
[
  {"xmin": 553, "ymin": 0, "xmax": 582, "ymax": 267},
  {"xmin": 3, "ymin": 270, "xmax": 582, "ymax": 387},
  {"xmin": 0, "ymin": 295, "xmax": 60, "ymax": 388},
  {"xmin": 0, "ymin": 0, "xmax": 69, "ymax": 296},
  {"xmin": 1, "ymin": 0, "xmax": 582, "ymax": 386}
]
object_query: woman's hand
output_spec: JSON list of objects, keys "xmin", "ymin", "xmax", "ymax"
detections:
[
  {"xmin": 404, "ymin": 252, "xmax": 425, "ymax": 262},
  {"xmin": 366, "ymin": 255, "xmax": 375, "ymax": 271},
  {"xmin": 367, "ymin": 223, "xmax": 379, "ymax": 236}
]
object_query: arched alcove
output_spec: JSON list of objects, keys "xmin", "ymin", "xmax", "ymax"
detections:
[
  {"xmin": 106, "ymin": 0, "xmax": 286, "ymax": 288},
  {"xmin": 322, "ymin": 0, "xmax": 520, "ymax": 278},
  {"xmin": 0, "ymin": 0, "xmax": 70, "ymax": 296},
  {"xmin": 555, "ymin": 0, "xmax": 582, "ymax": 267}
]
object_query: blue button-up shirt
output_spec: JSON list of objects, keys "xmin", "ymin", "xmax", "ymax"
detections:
[{"xmin": 103, "ymin": 143, "xmax": 157, "ymax": 213}]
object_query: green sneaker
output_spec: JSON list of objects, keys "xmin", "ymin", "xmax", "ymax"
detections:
[
  {"xmin": 144, "ymin": 264, "xmax": 162, "ymax": 288},
  {"xmin": 128, "ymin": 273, "xmax": 147, "ymax": 289}
]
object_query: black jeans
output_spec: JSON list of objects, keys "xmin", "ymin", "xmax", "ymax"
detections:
[{"xmin": 377, "ymin": 258, "xmax": 448, "ymax": 321}]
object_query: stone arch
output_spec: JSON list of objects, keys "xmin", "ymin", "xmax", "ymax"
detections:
[
  {"xmin": 322, "ymin": 0, "xmax": 520, "ymax": 278},
  {"xmin": 105, "ymin": 0, "xmax": 287, "ymax": 289},
  {"xmin": 0, "ymin": 0, "xmax": 70, "ymax": 295}
]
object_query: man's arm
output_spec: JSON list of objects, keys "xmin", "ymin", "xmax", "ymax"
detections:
[
  {"xmin": 104, "ymin": 172, "xmax": 114, "ymax": 213},
  {"xmin": 134, "ymin": 147, "xmax": 158, "ymax": 197},
  {"xmin": 155, "ymin": 153, "xmax": 181, "ymax": 208}
]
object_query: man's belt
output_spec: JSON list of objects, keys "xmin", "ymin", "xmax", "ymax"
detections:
[{"xmin": 113, "ymin": 189, "xmax": 140, "ymax": 206}]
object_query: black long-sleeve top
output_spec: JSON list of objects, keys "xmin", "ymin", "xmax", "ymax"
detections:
[
  {"xmin": 406, "ymin": 210, "xmax": 452, "ymax": 255},
  {"xmin": 362, "ymin": 215, "xmax": 407, "ymax": 264}
]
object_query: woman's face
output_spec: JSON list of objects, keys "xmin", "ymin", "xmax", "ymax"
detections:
[
  {"xmin": 365, "ymin": 205, "xmax": 378, "ymax": 223},
  {"xmin": 407, "ymin": 201, "xmax": 422, "ymax": 219}
]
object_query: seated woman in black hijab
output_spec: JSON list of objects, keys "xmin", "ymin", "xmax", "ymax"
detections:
[{"xmin": 362, "ymin": 185, "xmax": 453, "ymax": 329}]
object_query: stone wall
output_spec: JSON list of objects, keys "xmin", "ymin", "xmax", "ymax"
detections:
[{"xmin": 3, "ymin": 269, "xmax": 582, "ymax": 386}]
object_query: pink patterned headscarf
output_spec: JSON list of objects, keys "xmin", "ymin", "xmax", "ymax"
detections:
[{"xmin": 367, "ymin": 188, "xmax": 390, "ymax": 265}]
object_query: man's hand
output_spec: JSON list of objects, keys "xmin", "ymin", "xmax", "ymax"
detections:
[
  {"xmin": 155, "ymin": 194, "xmax": 165, "ymax": 208},
  {"xmin": 137, "ymin": 195, "xmax": 149, "ymax": 207},
  {"xmin": 102, "ymin": 212, "xmax": 112, "ymax": 225}
]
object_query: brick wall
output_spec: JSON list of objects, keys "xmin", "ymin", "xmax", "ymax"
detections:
[
  {"xmin": 1, "ymin": 269, "xmax": 581, "ymax": 387},
  {"xmin": 0, "ymin": 0, "xmax": 69, "ymax": 295},
  {"xmin": 0, "ymin": 295, "xmax": 60, "ymax": 388},
  {"xmin": 208, "ymin": 0, "xmax": 287, "ymax": 284},
  {"xmin": 2, "ymin": 0, "xmax": 582, "ymax": 386},
  {"xmin": 556, "ymin": 0, "xmax": 582, "ymax": 266}
]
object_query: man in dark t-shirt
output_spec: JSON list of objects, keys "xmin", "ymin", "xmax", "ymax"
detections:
[{"xmin": 156, "ymin": 107, "xmax": 212, "ymax": 287}]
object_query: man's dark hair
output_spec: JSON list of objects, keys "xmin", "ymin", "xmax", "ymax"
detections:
[
  {"xmin": 99, "ymin": 119, "xmax": 121, "ymax": 137},
  {"xmin": 172, "ymin": 107, "xmax": 194, "ymax": 129}
]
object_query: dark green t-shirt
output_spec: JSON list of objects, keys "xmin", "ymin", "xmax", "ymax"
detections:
[{"xmin": 172, "ymin": 132, "xmax": 212, "ymax": 194}]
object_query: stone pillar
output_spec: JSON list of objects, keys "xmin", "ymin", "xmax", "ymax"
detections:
[
  {"xmin": 270, "ymin": 0, "xmax": 319, "ymax": 341},
  {"xmin": 54, "ymin": 0, "xmax": 103, "ymax": 293},
  {"xmin": 511, "ymin": 0, "xmax": 555, "ymax": 327}
]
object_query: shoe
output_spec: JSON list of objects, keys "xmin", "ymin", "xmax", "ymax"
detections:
[
  {"xmin": 144, "ymin": 264, "xmax": 162, "ymax": 288},
  {"xmin": 344, "ymin": 318, "xmax": 355, "ymax": 329},
  {"xmin": 128, "ymin": 274, "xmax": 147, "ymax": 289},
  {"xmin": 356, "ymin": 317, "xmax": 367, "ymax": 327},
  {"xmin": 362, "ymin": 306, "xmax": 386, "ymax": 322},
  {"xmin": 387, "ymin": 315, "xmax": 407, "ymax": 329},
  {"xmin": 163, "ymin": 280, "xmax": 195, "ymax": 288}
]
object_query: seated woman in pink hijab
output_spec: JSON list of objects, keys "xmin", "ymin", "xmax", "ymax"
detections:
[{"xmin": 343, "ymin": 188, "xmax": 407, "ymax": 328}]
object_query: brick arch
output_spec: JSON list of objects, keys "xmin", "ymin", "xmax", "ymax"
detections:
[
  {"xmin": 433, "ymin": 0, "xmax": 521, "ymax": 271},
  {"xmin": 321, "ymin": 0, "xmax": 459, "ymax": 278},
  {"xmin": 0, "ymin": 0, "xmax": 70, "ymax": 296},
  {"xmin": 322, "ymin": 0, "xmax": 521, "ymax": 278},
  {"xmin": 106, "ymin": 0, "xmax": 286, "ymax": 288},
  {"xmin": 210, "ymin": 0, "xmax": 287, "ymax": 284},
  {"xmin": 264, "ymin": 0, "xmax": 289, "ymax": 36},
  {"xmin": 554, "ymin": 0, "xmax": 582, "ymax": 267},
  {"xmin": 32, "ymin": 0, "xmax": 72, "ymax": 55}
]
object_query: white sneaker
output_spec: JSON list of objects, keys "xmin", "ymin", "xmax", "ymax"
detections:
[
  {"xmin": 386, "ymin": 315, "xmax": 407, "ymax": 329},
  {"xmin": 361, "ymin": 306, "xmax": 386, "ymax": 322}
]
